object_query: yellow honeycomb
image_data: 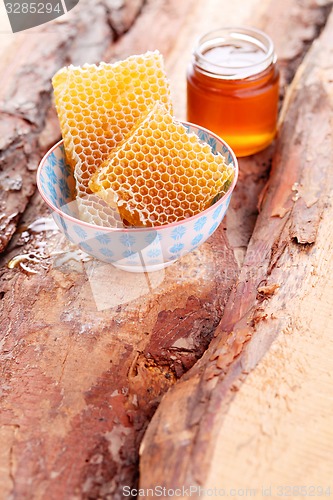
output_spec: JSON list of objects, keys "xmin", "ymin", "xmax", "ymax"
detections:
[
  {"xmin": 89, "ymin": 105, "xmax": 234, "ymax": 227},
  {"xmin": 52, "ymin": 51, "xmax": 172, "ymax": 226}
]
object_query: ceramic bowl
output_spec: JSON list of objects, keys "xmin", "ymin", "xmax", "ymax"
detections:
[{"xmin": 37, "ymin": 122, "xmax": 238, "ymax": 272}]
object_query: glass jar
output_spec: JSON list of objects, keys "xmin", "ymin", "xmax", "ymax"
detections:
[{"xmin": 187, "ymin": 27, "xmax": 280, "ymax": 157}]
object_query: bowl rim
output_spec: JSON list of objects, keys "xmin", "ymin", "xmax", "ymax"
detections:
[{"xmin": 37, "ymin": 121, "xmax": 238, "ymax": 233}]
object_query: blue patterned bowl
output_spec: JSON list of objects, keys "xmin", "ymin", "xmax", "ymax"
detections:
[{"xmin": 37, "ymin": 123, "xmax": 238, "ymax": 272}]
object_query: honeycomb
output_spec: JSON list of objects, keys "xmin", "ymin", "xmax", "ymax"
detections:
[
  {"xmin": 89, "ymin": 105, "xmax": 234, "ymax": 227},
  {"xmin": 52, "ymin": 51, "xmax": 172, "ymax": 226}
]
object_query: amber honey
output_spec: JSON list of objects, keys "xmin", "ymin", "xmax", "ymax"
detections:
[{"xmin": 187, "ymin": 28, "xmax": 279, "ymax": 156}]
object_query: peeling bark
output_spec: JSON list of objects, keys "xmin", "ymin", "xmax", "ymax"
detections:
[
  {"xmin": 1, "ymin": 0, "xmax": 332, "ymax": 497},
  {"xmin": 140, "ymin": 7, "xmax": 333, "ymax": 490},
  {"xmin": 0, "ymin": 214, "xmax": 237, "ymax": 498}
]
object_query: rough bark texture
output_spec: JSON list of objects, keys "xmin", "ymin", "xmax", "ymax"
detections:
[
  {"xmin": 0, "ymin": 198, "xmax": 237, "ymax": 499},
  {"xmin": 1, "ymin": 1, "xmax": 237, "ymax": 498},
  {"xmin": 0, "ymin": 0, "xmax": 332, "ymax": 498},
  {"xmin": 140, "ymin": 6, "xmax": 333, "ymax": 492},
  {"xmin": 0, "ymin": 0, "xmax": 145, "ymax": 254}
]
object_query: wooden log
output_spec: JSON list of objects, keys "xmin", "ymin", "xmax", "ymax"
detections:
[
  {"xmin": 139, "ymin": 6, "xmax": 333, "ymax": 492},
  {"xmin": 1, "ymin": 0, "xmax": 332, "ymax": 497},
  {"xmin": 1, "ymin": 1, "xmax": 237, "ymax": 497},
  {"xmin": 0, "ymin": 199, "xmax": 238, "ymax": 499}
]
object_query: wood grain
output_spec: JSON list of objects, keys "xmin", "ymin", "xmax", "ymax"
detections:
[
  {"xmin": 0, "ymin": 1, "xmax": 237, "ymax": 497},
  {"xmin": 139, "ymin": 5, "xmax": 333, "ymax": 493},
  {"xmin": 0, "ymin": 0, "xmax": 332, "ymax": 497},
  {"xmin": 0, "ymin": 199, "xmax": 237, "ymax": 499}
]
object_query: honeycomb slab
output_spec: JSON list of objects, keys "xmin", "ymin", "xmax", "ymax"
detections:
[
  {"xmin": 89, "ymin": 105, "xmax": 234, "ymax": 227},
  {"xmin": 52, "ymin": 51, "xmax": 172, "ymax": 226}
]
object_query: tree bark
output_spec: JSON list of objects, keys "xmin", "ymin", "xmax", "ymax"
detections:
[
  {"xmin": 0, "ymin": 1, "xmax": 237, "ymax": 498},
  {"xmin": 0, "ymin": 0, "xmax": 332, "ymax": 498},
  {"xmin": 140, "ymin": 6, "xmax": 333, "ymax": 493}
]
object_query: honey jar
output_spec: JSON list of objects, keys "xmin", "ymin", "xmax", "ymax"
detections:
[{"xmin": 187, "ymin": 27, "xmax": 280, "ymax": 156}]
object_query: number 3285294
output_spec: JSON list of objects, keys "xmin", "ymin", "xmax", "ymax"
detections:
[
  {"xmin": 277, "ymin": 486, "xmax": 331, "ymax": 496},
  {"xmin": 5, "ymin": 3, "xmax": 62, "ymax": 14}
]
